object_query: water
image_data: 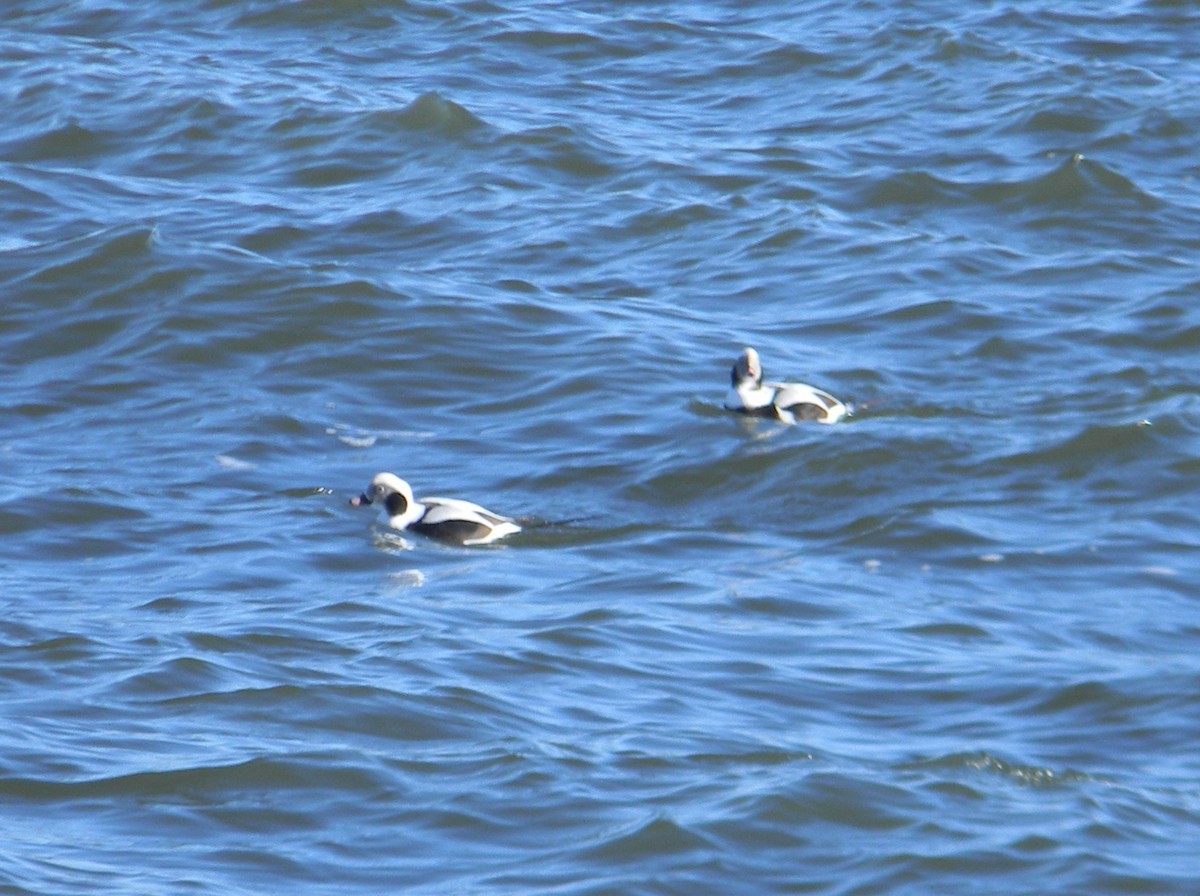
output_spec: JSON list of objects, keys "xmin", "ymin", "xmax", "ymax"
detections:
[{"xmin": 2, "ymin": 2, "xmax": 1199, "ymax": 893}]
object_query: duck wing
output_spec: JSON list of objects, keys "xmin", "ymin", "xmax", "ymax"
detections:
[
  {"xmin": 414, "ymin": 497, "xmax": 519, "ymax": 544},
  {"xmin": 767, "ymin": 381, "xmax": 847, "ymax": 423}
]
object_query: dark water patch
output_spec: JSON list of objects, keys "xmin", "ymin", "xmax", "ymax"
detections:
[
  {"xmin": 6, "ymin": 2, "xmax": 155, "ymax": 35},
  {"xmin": 498, "ymin": 124, "xmax": 622, "ymax": 181},
  {"xmin": 486, "ymin": 26, "xmax": 633, "ymax": 63},
  {"xmin": 745, "ymin": 224, "xmax": 810, "ymax": 256},
  {"xmin": 267, "ymin": 104, "xmax": 347, "ymax": 149},
  {"xmin": 580, "ymin": 815, "xmax": 716, "ymax": 862},
  {"xmin": 995, "ymin": 420, "xmax": 1164, "ymax": 484},
  {"xmin": 526, "ymin": 611, "xmax": 626, "ymax": 652},
  {"xmin": 183, "ymin": 629, "xmax": 357, "ymax": 665},
  {"xmin": 5, "ymin": 634, "xmax": 102, "ymax": 671},
  {"xmin": 0, "ymin": 505, "xmax": 42, "ymax": 538},
  {"xmin": 841, "ymin": 296, "xmax": 1000, "ymax": 342},
  {"xmin": 1022, "ymin": 154, "xmax": 1154, "ymax": 207},
  {"xmin": 1020, "ymin": 99, "xmax": 1130, "ymax": 136},
  {"xmin": 860, "ymin": 169, "xmax": 968, "ymax": 208},
  {"xmin": 0, "ymin": 174, "xmax": 72, "ymax": 248},
  {"xmin": 727, "ymin": 594, "xmax": 846, "ymax": 622},
  {"xmin": 860, "ymin": 155, "xmax": 1157, "ymax": 221},
  {"xmin": 965, "ymin": 332, "xmax": 1053, "ymax": 363},
  {"xmin": 38, "ymin": 487, "xmax": 149, "ymax": 526},
  {"xmin": 4, "ymin": 224, "xmax": 155, "ymax": 298},
  {"xmin": 137, "ymin": 596, "xmax": 199, "ymax": 614},
  {"xmin": 258, "ymin": 94, "xmax": 492, "ymax": 189},
  {"xmin": 1100, "ymin": 320, "xmax": 1200, "ymax": 355},
  {"xmin": 1010, "ymin": 832, "xmax": 1059, "ymax": 852},
  {"xmin": 616, "ymin": 201, "xmax": 725, "ymax": 238},
  {"xmin": 291, "ymin": 160, "xmax": 386, "ymax": 189},
  {"xmin": 164, "ymin": 96, "xmax": 242, "ymax": 142},
  {"xmin": 0, "ymin": 628, "xmax": 111, "ymax": 695},
  {"xmin": 906, "ymin": 751, "xmax": 1094, "ymax": 789},
  {"xmin": 338, "ymin": 208, "xmax": 422, "ymax": 244},
  {"xmin": 901, "ymin": 622, "xmax": 991, "ymax": 641},
  {"xmin": 381, "ymin": 91, "xmax": 488, "ymax": 136},
  {"xmin": 225, "ymin": 0, "xmax": 408, "ymax": 30},
  {"xmin": 152, "ymin": 682, "xmax": 487, "ymax": 743},
  {"xmin": 628, "ymin": 426, "xmax": 976, "ymax": 534},
  {"xmin": 235, "ymin": 222, "xmax": 316, "ymax": 256},
  {"xmin": 503, "ymin": 519, "xmax": 653, "ymax": 551},
  {"xmin": 1031, "ymin": 680, "xmax": 1130, "ymax": 716},
  {"xmin": 842, "ymin": 510, "xmax": 1000, "ymax": 558},
  {"xmin": 0, "ymin": 753, "xmax": 387, "ymax": 802},
  {"xmin": 311, "ymin": 208, "xmax": 480, "ymax": 264},
  {"xmin": 3, "ymin": 120, "xmax": 117, "ymax": 164},
  {"xmin": 128, "ymin": 97, "xmax": 263, "ymax": 180},
  {"xmin": 714, "ymin": 41, "xmax": 831, "ymax": 80},
  {"xmin": 793, "ymin": 772, "xmax": 923, "ymax": 831},
  {"xmin": 112, "ymin": 655, "xmax": 240, "ymax": 701},
  {"xmin": 921, "ymin": 778, "xmax": 985, "ymax": 802}
]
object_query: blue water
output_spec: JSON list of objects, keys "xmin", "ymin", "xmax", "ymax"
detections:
[{"xmin": 2, "ymin": 2, "xmax": 1199, "ymax": 893}]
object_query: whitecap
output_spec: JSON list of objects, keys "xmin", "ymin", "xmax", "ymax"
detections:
[
  {"xmin": 215, "ymin": 454, "xmax": 255, "ymax": 470},
  {"xmin": 1140, "ymin": 566, "xmax": 1176, "ymax": 577},
  {"xmin": 388, "ymin": 569, "xmax": 426, "ymax": 587}
]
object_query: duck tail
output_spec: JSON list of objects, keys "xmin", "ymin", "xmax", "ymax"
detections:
[{"xmin": 514, "ymin": 513, "xmax": 599, "ymax": 530}]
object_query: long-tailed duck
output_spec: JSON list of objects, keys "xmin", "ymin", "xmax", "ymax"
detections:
[
  {"xmin": 723, "ymin": 347, "xmax": 848, "ymax": 424},
  {"xmin": 350, "ymin": 472, "xmax": 521, "ymax": 545}
]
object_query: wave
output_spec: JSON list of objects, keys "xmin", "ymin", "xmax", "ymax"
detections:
[
  {"xmin": 861, "ymin": 153, "xmax": 1158, "ymax": 213},
  {"xmin": 376, "ymin": 92, "xmax": 488, "ymax": 137},
  {"xmin": 0, "ymin": 753, "xmax": 387, "ymax": 802},
  {"xmin": 227, "ymin": 0, "xmax": 437, "ymax": 30},
  {"xmin": 905, "ymin": 750, "xmax": 1095, "ymax": 788}
]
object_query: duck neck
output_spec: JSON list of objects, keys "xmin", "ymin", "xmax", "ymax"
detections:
[
  {"xmin": 734, "ymin": 380, "xmax": 776, "ymax": 410},
  {"xmin": 385, "ymin": 492, "xmax": 427, "ymax": 530}
]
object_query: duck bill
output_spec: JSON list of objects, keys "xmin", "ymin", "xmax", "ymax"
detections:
[{"xmin": 349, "ymin": 493, "xmax": 373, "ymax": 506}]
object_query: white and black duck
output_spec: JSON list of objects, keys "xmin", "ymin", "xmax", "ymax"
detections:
[
  {"xmin": 350, "ymin": 472, "xmax": 521, "ymax": 545},
  {"xmin": 723, "ymin": 347, "xmax": 848, "ymax": 424}
]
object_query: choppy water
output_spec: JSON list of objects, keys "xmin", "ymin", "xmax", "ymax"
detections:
[{"xmin": 3, "ymin": 2, "xmax": 1199, "ymax": 893}]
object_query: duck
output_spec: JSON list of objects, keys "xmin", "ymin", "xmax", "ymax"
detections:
[
  {"xmin": 723, "ymin": 347, "xmax": 848, "ymax": 424},
  {"xmin": 350, "ymin": 472, "xmax": 521, "ymax": 545}
]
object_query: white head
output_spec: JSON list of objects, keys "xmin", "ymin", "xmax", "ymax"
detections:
[
  {"xmin": 726, "ymin": 347, "xmax": 777, "ymax": 411},
  {"xmin": 349, "ymin": 472, "xmax": 424, "ymax": 529},
  {"xmin": 731, "ymin": 347, "xmax": 764, "ymax": 389}
]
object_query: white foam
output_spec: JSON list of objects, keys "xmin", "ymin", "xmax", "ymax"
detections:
[{"xmin": 215, "ymin": 454, "xmax": 255, "ymax": 470}]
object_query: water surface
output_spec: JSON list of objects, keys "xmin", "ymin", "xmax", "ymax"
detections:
[{"xmin": 2, "ymin": 2, "xmax": 1198, "ymax": 894}]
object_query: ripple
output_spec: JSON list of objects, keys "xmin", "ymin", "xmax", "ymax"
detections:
[
  {"xmin": 380, "ymin": 91, "xmax": 488, "ymax": 136},
  {"xmin": 0, "ymin": 754, "xmax": 388, "ymax": 801},
  {"xmin": 2, "ymin": 2, "xmax": 1199, "ymax": 894},
  {"xmin": 230, "ymin": 1, "xmax": 406, "ymax": 29},
  {"xmin": 901, "ymin": 622, "xmax": 992, "ymax": 640},
  {"xmin": 997, "ymin": 420, "xmax": 1164, "ymax": 481},
  {"xmin": 861, "ymin": 154, "xmax": 1158, "ymax": 215},
  {"xmin": 581, "ymin": 815, "xmax": 716, "ymax": 862},
  {"xmin": 906, "ymin": 751, "xmax": 1095, "ymax": 789},
  {"xmin": 499, "ymin": 123, "xmax": 623, "ymax": 180}
]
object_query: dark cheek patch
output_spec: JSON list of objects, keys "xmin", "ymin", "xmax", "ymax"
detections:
[{"xmin": 384, "ymin": 492, "xmax": 408, "ymax": 517}]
